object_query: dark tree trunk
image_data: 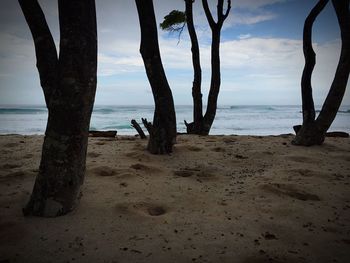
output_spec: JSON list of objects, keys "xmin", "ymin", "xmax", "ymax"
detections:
[
  {"xmin": 201, "ymin": 0, "xmax": 231, "ymax": 135},
  {"xmin": 301, "ymin": 0, "xmax": 329, "ymax": 124},
  {"xmin": 292, "ymin": 0, "xmax": 329, "ymax": 146},
  {"xmin": 135, "ymin": 0, "xmax": 177, "ymax": 154},
  {"xmin": 19, "ymin": 0, "xmax": 97, "ymax": 217},
  {"xmin": 203, "ymin": 27, "xmax": 221, "ymax": 134},
  {"xmin": 316, "ymin": 0, "xmax": 350, "ymax": 131},
  {"xmin": 184, "ymin": 0, "xmax": 204, "ymax": 134},
  {"xmin": 293, "ymin": 0, "xmax": 350, "ymax": 146}
]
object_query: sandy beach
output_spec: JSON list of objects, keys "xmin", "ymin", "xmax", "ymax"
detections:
[{"xmin": 0, "ymin": 134, "xmax": 349, "ymax": 263}]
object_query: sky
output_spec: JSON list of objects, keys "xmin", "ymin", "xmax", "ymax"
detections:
[{"xmin": 0, "ymin": 0, "xmax": 349, "ymax": 106}]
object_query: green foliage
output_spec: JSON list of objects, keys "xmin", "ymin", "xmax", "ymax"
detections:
[{"xmin": 160, "ymin": 10, "xmax": 186, "ymax": 32}]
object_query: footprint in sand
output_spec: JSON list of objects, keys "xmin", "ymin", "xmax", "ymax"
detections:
[
  {"xmin": 91, "ymin": 166, "xmax": 135, "ymax": 179},
  {"xmin": 87, "ymin": 152, "xmax": 101, "ymax": 158},
  {"xmin": 222, "ymin": 138, "xmax": 236, "ymax": 144},
  {"xmin": 115, "ymin": 202, "xmax": 167, "ymax": 217},
  {"xmin": 287, "ymin": 155, "xmax": 314, "ymax": 163},
  {"xmin": 3, "ymin": 143, "xmax": 18, "ymax": 148},
  {"xmin": 287, "ymin": 168, "xmax": 328, "ymax": 179},
  {"xmin": 173, "ymin": 169, "xmax": 196, "ymax": 177},
  {"xmin": 211, "ymin": 147, "xmax": 226, "ymax": 152},
  {"xmin": 1, "ymin": 163, "xmax": 21, "ymax": 169},
  {"xmin": 196, "ymin": 170, "xmax": 216, "ymax": 179},
  {"xmin": 91, "ymin": 166, "xmax": 117, "ymax": 177},
  {"xmin": 0, "ymin": 171, "xmax": 29, "ymax": 182},
  {"xmin": 261, "ymin": 183, "xmax": 320, "ymax": 201},
  {"xmin": 186, "ymin": 146, "xmax": 202, "ymax": 152},
  {"xmin": 23, "ymin": 154, "xmax": 34, "ymax": 159},
  {"xmin": 125, "ymin": 151, "xmax": 152, "ymax": 161},
  {"xmin": 173, "ymin": 166, "xmax": 217, "ymax": 180},
  {"xmin": 130, "ymin": 163, "xmax": 161, "ymax": 173}
]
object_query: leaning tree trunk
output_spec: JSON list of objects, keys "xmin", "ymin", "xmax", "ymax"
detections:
[
  {"xmin": 19, "ymin": 0, "xmax": 97, "ymax": 217},
  {"xmin": 293, "ymin": 0, "xmax": 349, "ymax": 146},
  {"xmin": 203, "ymin": 27, "xmax": 222, "ymax": 135},
  {"xmin": 135, "ymin": 0, "xmax": 177, "ymax": 154},
  {"xmin": 201, "ymin": 0, "xmax": 231, "ymax": 135},
  {"xmin": 316, "ymin": 0, "xmax": 350, "ymax": 132},
  {"xmin": 184, "ymin": 0, "xmax": 204, "ymax": 134},
  {"xmin": 292, "ymin": 0, "xmax": 329, "ymax": 146},
  {"xmin": 301, "ymin": 0, "xmax": 329, "ymax": 124}
]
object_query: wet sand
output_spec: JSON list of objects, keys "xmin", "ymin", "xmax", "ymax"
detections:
[{"xmin": 0, "ymin": 134, "xmax": 349, "ymax": 263}]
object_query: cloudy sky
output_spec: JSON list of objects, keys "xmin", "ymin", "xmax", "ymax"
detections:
[{"xmin": 0, "ymin": 0, "xmax": 349, "ymax": 106}]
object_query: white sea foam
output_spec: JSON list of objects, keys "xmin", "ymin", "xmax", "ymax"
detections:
[{"xmin": 0, "ymin": 105, "xmax": 349, "ymax": 135}]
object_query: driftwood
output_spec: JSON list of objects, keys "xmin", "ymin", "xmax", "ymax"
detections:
[
  {"xmin": 141, "ymin": 118, "xmax": 153, "ymax": 135},
  {"xmin": 294, "ymin": 125, "xmax": 349, "ymax": 138},
  {"xmin": 89, "ymin": 130, "xmax": 117, "ymax": 137},
  {"xmin": 131, "ymin": 119, "xmax": 146, "ymax": 139},
  {"xmin": 325, "ymin": 131, "xmax": 349, "ymax": 138},
  {"xmin": 293, "ymin": 125, "xmax": 302, "ymax": 134},
  {"xmin": 141, "ymin": 118, "xmax": 174, "ymax": 154}
]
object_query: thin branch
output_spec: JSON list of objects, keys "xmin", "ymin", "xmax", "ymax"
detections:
[
  {"xmin": 176, "ymin": 23, "xmax": 186, "ymax": 45},
  {"xmin": 223, "ymin": 0, "xmax": 231, "ymax": 21},
  {"xmin": 218, "ymin": 0, "xmax": 231, "ymax": 25}
]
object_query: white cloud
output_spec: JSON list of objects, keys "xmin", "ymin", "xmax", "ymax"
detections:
[
  {"xmin": 96, "ymin": 33, "xmax": 343, "ymax": 104},
  {"xmin": 238, "ymin": 34, "xmax": 252, "ymax": 40},
  {"xmin": 231, "ymin": 12, "xmax": 277, "ymax": 25},
  {"xmin": 1, "ymin": 0, "xmax": 348, "ymax": 106},
  {"xmin": 234, "ymin": 0, "xmax": 286, "ymax": 9}
]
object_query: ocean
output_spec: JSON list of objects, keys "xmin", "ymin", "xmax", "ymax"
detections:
[{"xmin": 0, "ymin": 105, "xmax": 349, "ymax": 135}]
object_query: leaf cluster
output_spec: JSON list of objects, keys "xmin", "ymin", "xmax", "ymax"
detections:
[{"xmin": 160, "ymin": 10, "xmax": 186, "ymax": 32}]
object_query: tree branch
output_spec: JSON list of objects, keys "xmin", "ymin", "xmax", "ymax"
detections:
[
  {"xmin": 218, "ymin": 0, "xmax": 231, "ymax": 26},
  {"xmin": 18, "ymin": 0, "xmax": 58, "ymax": 105},
  {"xmin": 223, "ymin": 0, "xmax": 231, "ymax": 21},
  {"xmin": 202, "ymin": 0, "xmax": 216, "ymax": 28}
]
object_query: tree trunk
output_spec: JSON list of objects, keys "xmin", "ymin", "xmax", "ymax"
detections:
[
  {"xmin": 184, "ymin": 0, "xmax": 204, "ymax": 134},
  {"xmin": 200, "ymin": 0, "xmax": 231, "ymax": 135},
  {"xmin": 293, "ymin": 0, "xmax": 349, "ymax": 146},
  {"xmin": 20, "ymin": 0, "xmax": 97, "ymax": 217},
  {"xmin": 315, "ymin": 0, "xmax": 350, "ymax": 131},
  {"xmin": 135, "ymin": 0, "xmax": 177, "ymax": 154},
  {"xmin": 301, "ymin": 0, "xmax": 329, "ymax": 124},
  {"xmin": 203, "ymin": 28, "xmax": 221, "ymax": 135}
]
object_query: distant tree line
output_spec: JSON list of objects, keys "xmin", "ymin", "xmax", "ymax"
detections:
[{"xmin": 18, "ymin": 0, "xmax": 349, "ymax": 217}]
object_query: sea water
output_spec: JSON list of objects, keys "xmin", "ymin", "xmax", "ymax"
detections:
[{"xmin": 0, "ymin": 105, "xmax": 349, "ymax": 135}]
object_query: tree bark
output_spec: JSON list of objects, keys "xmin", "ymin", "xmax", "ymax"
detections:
[
  {"xmin": 201, "ymin": 0, "xmax": 231, "ymax": 135},
  {"xmin": 135, "ymin": 0, "xmax": 177, "ymax": 154},
  {"xmin": 293, "ymin": 0, "xmax": 350, "ymax": 146},
  {"xmin": 20, "ymin": 0, "xmax": 97, "ymax": 217},
  {"xmin": 184, "ymin": 0, "xmax": 204, "ymax": 134}
]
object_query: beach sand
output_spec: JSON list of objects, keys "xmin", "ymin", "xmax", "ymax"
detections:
[{"xmin": 0, "ymin": 134, "xmax": 349, "ymax": 263}]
